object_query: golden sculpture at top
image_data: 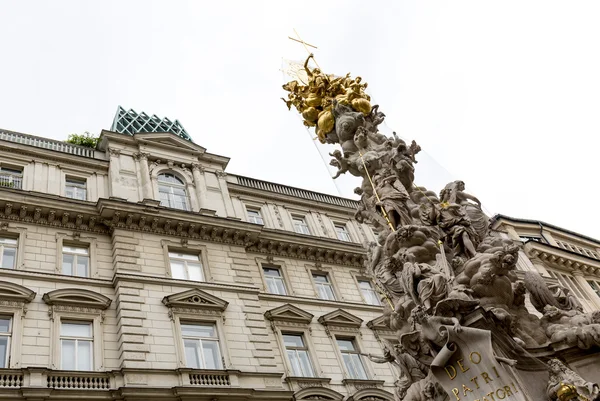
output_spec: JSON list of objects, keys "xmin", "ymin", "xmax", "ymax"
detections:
[{"xmin": 282, "ymin": 53, "xmax": 371, "ymax": 143}]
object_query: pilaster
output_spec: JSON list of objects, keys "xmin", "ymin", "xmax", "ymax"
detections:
[
  {"xmin": 216, "ymin": 170, "xmax": 236, "ymax": 218},
  {"xmin": 192, "ymin": 163, "xmax": 207, "ymax": 210}
]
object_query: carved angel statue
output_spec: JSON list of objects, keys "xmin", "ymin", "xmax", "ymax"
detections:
[
  {"xmin": 546, "ymin": 359, "xmax": 600, "ymax": 401},
  {"xmin": 524, "ymin": 271, "xmax": 582, "ymax": 314},
  {"xmin": 439, "ymin": 180, "xmax": 489, "ymax": 241},
  {"xmin": 367, "ymin": 339, "xmax": 428, "ymax": 399},
  {"xmin": 399, "ymin": 253, "xmax": 448, "ymax": 311}
]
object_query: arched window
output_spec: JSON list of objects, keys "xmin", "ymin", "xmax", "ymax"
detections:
[{"xmin": 158, "ymin": 173, "xmax": 189, "ymax": 211}]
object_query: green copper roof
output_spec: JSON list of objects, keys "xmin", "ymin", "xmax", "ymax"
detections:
[{"xmin": 111, "ymin": 106, "xmax": 193, "ymax": 142}]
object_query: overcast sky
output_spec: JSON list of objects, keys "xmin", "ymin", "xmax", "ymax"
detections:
[{"xmin": 1, "ymin": 1, "xmax": 599, "ymax": 238}]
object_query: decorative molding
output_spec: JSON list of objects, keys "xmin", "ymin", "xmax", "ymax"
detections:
[
  {"xmin": 293, "ymin": 386, "xmax": 344, "ymax": 401},
  {"xmin": 344, "ymin": 387, "xmax": 392, "ymax": 401},
  {"xmin": 318, "ymin": 309, "xmax": 363, "ymax": 330},
  {"xmin": 107, "ymin": 148, "xmax": 121, "ymax": 157},
  {"xmin": 162, "ymin": 288, "xmax": 229, "ymax": 312},
  {"xmin": 264, "ymin": 304, "xmax": 314, "ymax": 325},
  {"xmin": 42, "ymin": 288, "xmax": 112, "ymax": 310},
  {"xmin": 0, "ymin": 281, "xmax": 36, "ymax": 303}
]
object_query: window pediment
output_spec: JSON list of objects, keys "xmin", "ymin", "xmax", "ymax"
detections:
[
  {"xmin": 264, "ymin": 304, "xmax": 314, "ymax": 325},
  {"xmin": 366, "ymin": 315, "xmax": 389, "ymax": 331},
  {"xmin": 42, "ymin": 288, "xmax": 111, "ymax": 310},
  {"xmin": 0, "ymin": 281, "xmax": 35, "ymax": 303},
  {"xmin": 346, "ymin": 388, "xmax": 394, "ymax": 401},
  {"xmin": 162, "ymin": 288, "xmax": 228, "ymax": 312},
  {"xmin": 317, "ymin": 309, "xmax": 363, "ymax": 329},
  {"xmin": 293, "ymin": 387, "xmax": 344, "ymax": 400},
  {"xmin": 134, "ymin": 132, "xmax": 207, "ymax": 154}
]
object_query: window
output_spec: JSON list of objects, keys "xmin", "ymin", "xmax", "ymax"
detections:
[
  {"xmin": 358, "ymin": 280, "xmax": 381, "ymax": 306},
  {"xmin": 181, "ymin": 322, "xmax": 222, "ymax": 369},
  {"xmin": 0, "ymin": 167, "xmax": 22, "ymax": 190},
  {"xmin": 61, "ymin": 321, "xmax": 93, "ymax": 371},
  {"xmin": 158, "ymin": 173, "xmax": 189, "ymax": 211},
  {"xmin": 169, "ymin": 252, "xmax": 204, "ymax": 281},
  {"xmin": 283, "ymin": 334, "xmax": 315, "ymax": 377},
  {"xmin": 588, "ymin": 280, "xmax": 600, "ymax": 298},
  {"xmin": 0, "ymin": 317, "xmax": 11, "ymax": 368},
  {"xmin": 0, "ymin": 237, "xmax": 17, "ymax": 269},
  {"xmin": 337, "ymin": 338, "xmax": 368, "ymax": 380},
  {"xmin": 292, "ymin": 216, "xmax": 310, "ymax": 235},
  {"xmin": 313, "ymin": 273, "xmax": 336, "ymax": 301},
  {"xmin": 247, "ymin": 209, "xmax": 264, "ymax": 225},
  {"xmin": 62, "ymin": 246, "xmax": 90, "ymax": 277},
  {"xmin": 334, "ymin": 224, "xmax": 351, "ymax": 242},
  {"xmin": 65, "ymin": 177, "xmax": 87, "ymax": 200},
  {"xmin": 263, "ymin": 267, "xmax": 287, "ymax": 295}
]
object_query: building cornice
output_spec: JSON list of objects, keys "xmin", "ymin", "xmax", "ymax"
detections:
[
  {"xmin": 258, "ymin": 293, "xmax": 383, "ymax": 313},
  {"xmin": 524, "ymin": 241, "xmax": 600, "ymax": 277}
]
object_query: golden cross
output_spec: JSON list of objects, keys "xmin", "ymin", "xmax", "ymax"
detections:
[{"xmin": 288, "ymin": 29, "xmax": 321, "ymax": 70}]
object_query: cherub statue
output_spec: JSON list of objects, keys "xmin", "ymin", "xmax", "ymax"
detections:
[
  {"xmin": 329, "ymin": 150, "xmax": 358, "ymax": 178},
  {"xmin": 546, "ymin": 358, "xmax": 600, "ymax": 401}
]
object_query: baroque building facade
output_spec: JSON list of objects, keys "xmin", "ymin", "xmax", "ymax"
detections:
[{"xmin": 0, "ymin": 108, "xmax": 598, "ymax": 400}]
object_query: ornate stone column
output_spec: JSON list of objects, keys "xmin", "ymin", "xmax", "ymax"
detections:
[
  {"xmin": 107, "ymin": 148, "xmax": 121, "ymax": 197},
  {"xmin": 136, "ymin": 152, "xmax": 152, "ymax": 200},
  {"xmin": 216, "ymin": 170, "xmax": 236, "ymax": 218},
  {"xmin": 192, "ymin": 163, "xmax": 207, "ymax": 210}
]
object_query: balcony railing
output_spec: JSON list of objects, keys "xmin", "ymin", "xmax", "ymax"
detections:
[
  {"xmin": 0, "ymin": 173, "xmax": 22, "ymax": 190},
  {"xmin": 0, "ymin": 129, "xmax": 96, "ymax": 159},
  {"xmin": 234, "ymin": 175, "xmax": 359, "ymax": 209},
  {"xmin": 47, "ymin": 371, "xmax": 111, "ymax": 390},
  {"xmin": 189, "ymin": 370, "xmax": 231, "ymax": 386}
]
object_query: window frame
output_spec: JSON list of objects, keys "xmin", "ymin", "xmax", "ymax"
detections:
[
  {"xmin": 60, "ymin": 320, "xmax": 94, "ymax": 371},
  {"xmin": 157, "ymin": 172, "xmax": 190, "ymax": 211},
  {"xmin": 0, "ymin": 236, "xmax": 19, "ymax": 270},
  {"xmin": 170, "ymin": 313, "xmax": 230, "ymax": 370},
  {"xmin": 306, "ymin": 265, "xmax": 342, "ymax": 302},
  {"xmin": 61, "ymin": 244, "xmax": 91, "ymax": 278},
  {"xmin": 280, "ymin": 331, "xmax": 317, "ymax": 378},
  {"xmin": 0, "ymin": 316, "xmax": 12, "ymax": 369},
  {"xmin": 0, "ymin": 165, "xmax": 23, "ymax": 190},
  {"xmin": 0, "ymin": 228, "xmax": 25, "ymax": 271},
  {"xmin": 50, "ymin": 312, "xmax": 104, "ymax": 371},
  {"xmin": 356, "ymin": 278, "xmax": 382, "ymax": 306},
  {"xmin": 55, "ymin": 234, "xmax": 98, "ymax": 278},
  {"xmin": 257, "ymin": 258, "xmax": 294, "ymax": 296},
  {"xmin": 262, "ymin": 266, "xmax": 288, "ymax": 295},
  {"xmin": 162, "ymin": 240, "xmax": 212, "ymax": 282},
  {"xmin": 64, "ymin": 176, "xmax": 88, "ymax": 201},
  {"xmin": 246, "ymin": 208, "xmax": 264, "ymax": 225},
  {"xmin": 292, "ymin": 215, "xmax": 311, "ymax": 235},
  {"xmin": 335, "ymin": 336, "xmax": 369, "ymax": 380},
  {"xmin": 180, "ymin": 321, "xmax": 223, "ymax": 370},
  {"xmin": 333, "ymin": 223, "xmax": 352, "ymax": 242}
]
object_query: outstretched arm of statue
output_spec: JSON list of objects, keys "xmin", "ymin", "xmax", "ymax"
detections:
[
  {"xmin": 494, "ymin": 355, "xmax": 517, "ymax": 366},
  {"xmin": 366, "ymin": 353, "xmax": 394, "ymax": 364},
  {"xmin": 461, "ymin": 192, "xmax": 482, "ymax": 207},
  {"xmin": 304, "ymin": 53, "xmax": 314, "ymax": 76}
]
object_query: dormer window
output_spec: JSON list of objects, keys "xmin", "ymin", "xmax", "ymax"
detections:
[{"xmin": 158, "ymin": 173, "xmax": 189, "ymax": 211}]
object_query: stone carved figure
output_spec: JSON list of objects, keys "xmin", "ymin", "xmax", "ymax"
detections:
[
  {"xmin": 546, "ymin": 359, "xmax": 600, "ymax": 401},
  {"xmin": 439, "ymin": 180, "xmax": 489, "ymax": 241},
  {"xmin": 282, "ymin": 61, "xmax": 600, "ymax": 399},
  {"xmin": 367, "ymin": 339, "xmax": 428, "ymax": 400}
]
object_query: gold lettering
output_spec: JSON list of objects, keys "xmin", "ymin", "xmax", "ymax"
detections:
[
  {"xmin": 452, "ymin": 388, "xmax": 460, "ymax": 401},
  {"xmin": 492, "ymin": 366, "xmax": 500, "ymax": 378},
  {"xmin": 457, "ymin": 358, "xmax": 470, "ymax": 373},
  {"xmin": 486, "ymin": 391, "xmax": 496, "ymax": 401},
  {"xmin": 445, "ymin": 365, "xmax": 457, "ymax": 380},
  {"xmin": 496, "ymin": 388, "xmax": 506, "ymax": 400},
  {"xmin": 511, "ymin": 382, "xmax": 519, "ymax": 393},
  {"xmin": 482, "ymin": 397, "xmax": 490, "ymax": 401},
  {"xmin": 470, "ymin": 351, "xmax": 482, "ymax": 364},
  {"xmin": 503, "ymin": 385, "xmax": 513, "ymax": 396},
  {"xmin": 470, "ymin": 376, "xmax": 481, "ymax": 389},
  {"xmin": 462, "ymin": 384, "xmax": 473, "ymax": 395},
  {"xmin": 482, "ymin": 372, "xmax": 494, "ymax": 384}
]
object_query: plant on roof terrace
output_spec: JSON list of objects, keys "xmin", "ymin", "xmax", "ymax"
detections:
[{"xmin": 66, "ymin": 132, "xmax": 99, "ymax": 149}]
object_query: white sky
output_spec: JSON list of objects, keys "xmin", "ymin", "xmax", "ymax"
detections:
[{"xmin": 1, "ymin": 1, "xmax": 599, "ymax": 238}]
